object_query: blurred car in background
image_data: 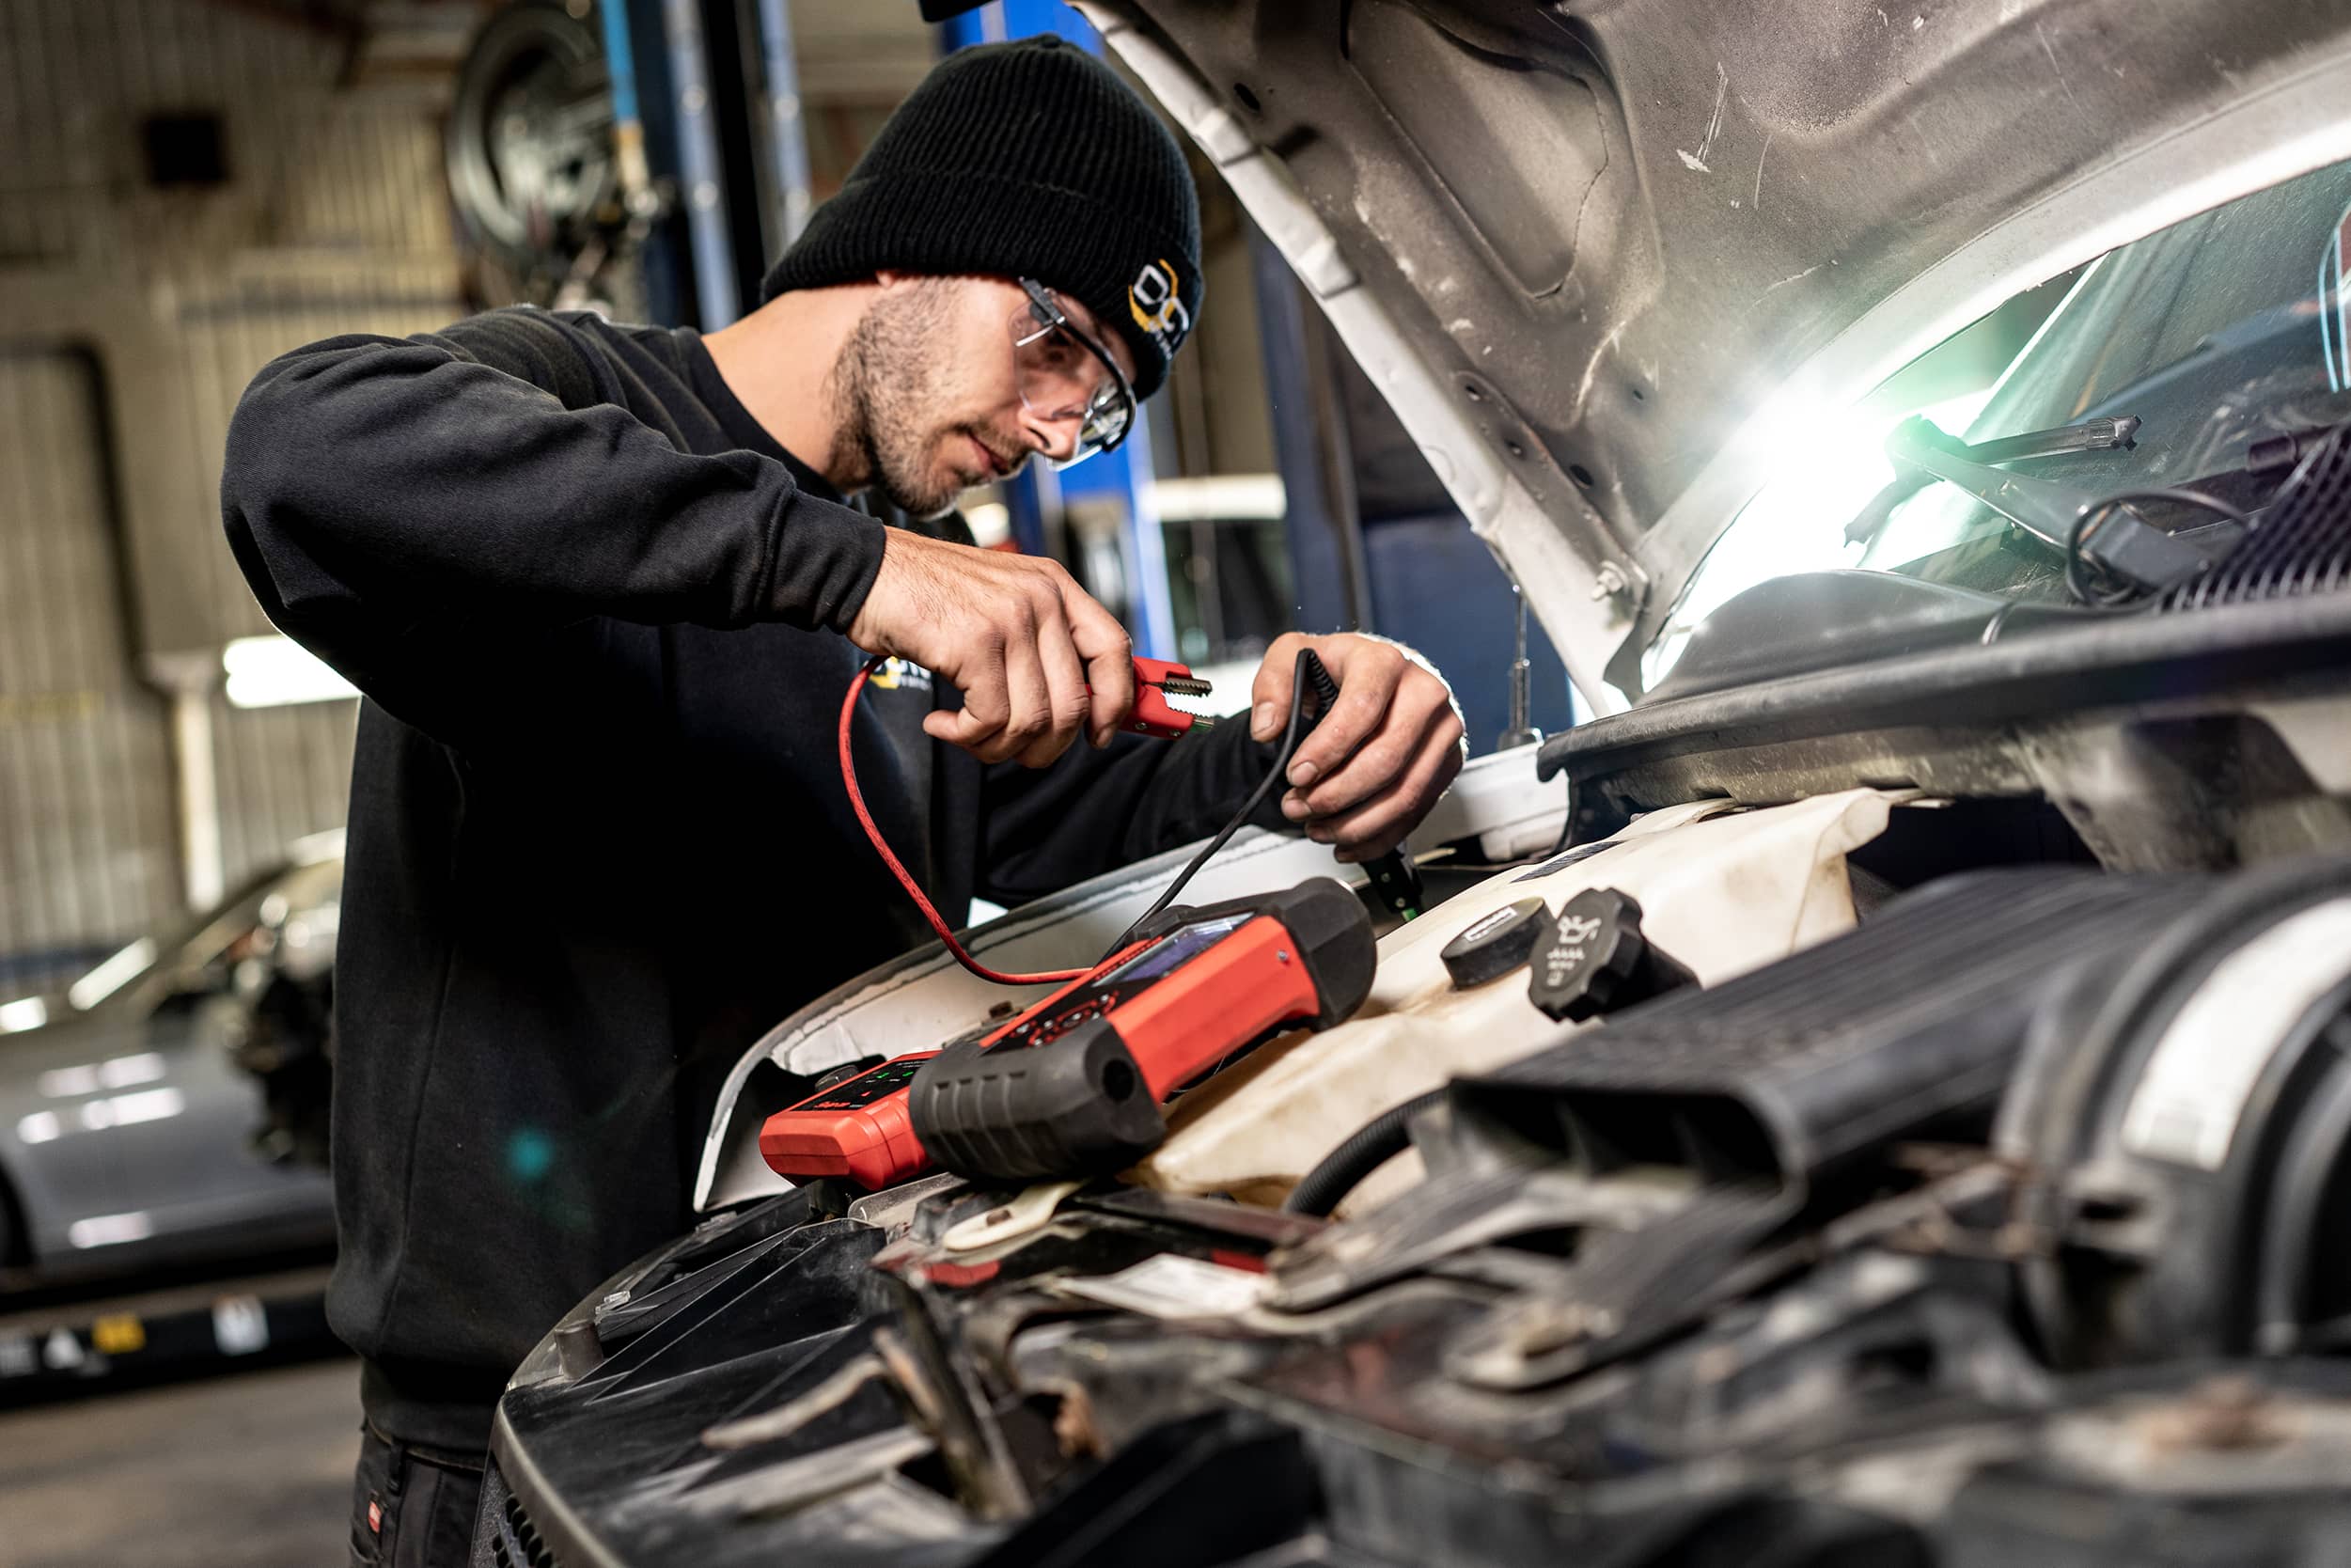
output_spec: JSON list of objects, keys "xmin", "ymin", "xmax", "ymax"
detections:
[{"xmin": 0, "ymin": 836, "xmax": 340, "ymax": 1291}]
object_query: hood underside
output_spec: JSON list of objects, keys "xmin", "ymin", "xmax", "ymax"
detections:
[{"xmin": 1077, "ymin": 0, "xmax": 2351, "ymax": 706}]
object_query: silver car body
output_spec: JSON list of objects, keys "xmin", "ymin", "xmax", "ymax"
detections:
[{"xmin": 0, "ymin": 846, "xmax": 338, "ymax": 1287}]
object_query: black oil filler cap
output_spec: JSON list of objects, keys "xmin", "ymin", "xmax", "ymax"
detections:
[
  {"xmin": 1441, "ymin": 899, "xmax": 1553, "ymax": 988},
  {"xmin": 1528, "ymin": 886, "xmax": 1698, "ymax": 1022}
]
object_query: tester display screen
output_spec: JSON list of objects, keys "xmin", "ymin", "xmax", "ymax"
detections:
[
  {"xmin": 802, "ymin": 1057, "xmax": 928, "ymax": 1109},
  {"xmin": 1106, "ymin": 913, "xmax": 1251, "ymax": 983},
  {"xmin": 977, "ymin": 913, "xmax": 1257, "ymax": 1058}
]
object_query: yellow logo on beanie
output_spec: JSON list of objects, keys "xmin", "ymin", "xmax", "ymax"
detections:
[{"xmin": 1129, "ymin": 258, "xmax": 1191, "ymax": 356}]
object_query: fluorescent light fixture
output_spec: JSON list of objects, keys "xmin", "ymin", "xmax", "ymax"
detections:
[
  {"xmin": 223, "ymin": 635, "xmax": 359, "ymax": 709},
  {"xmin": 0, "ymin": 996, "xmax": 46, "ymax": 1034},
  {"xmin": 16, "ymin": 1110, "xmax": 61, "ymax": 1145},
  {"xmin": 67, "ymin": 937, "xmax": 155, "ymax": 1011},
  {"xmin": 1145, "ymin": 474, "xmax": 1286, "ymax": 522}
]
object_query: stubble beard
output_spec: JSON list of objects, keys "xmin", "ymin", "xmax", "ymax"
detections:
[{"xmin": 826, "ymin": 279, "xmax": 964, "ymax": 518}]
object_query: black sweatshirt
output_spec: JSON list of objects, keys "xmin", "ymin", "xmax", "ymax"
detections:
[{"xmin": 222, "ymin": 306, "xmax": 1283, "ymax": 1450}]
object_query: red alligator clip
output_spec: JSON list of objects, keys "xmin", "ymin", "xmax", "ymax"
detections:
[{"xmin": 1123, "ymin": 657, "xmax": 1215, "ymax": 740}]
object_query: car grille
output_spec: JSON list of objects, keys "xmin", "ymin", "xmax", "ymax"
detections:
[
  {"xmin": 2164, "ymin": 420, "xmax": 2351, "ymax": 610},
  {"xmin": 487, "ymin": 1481, "xmax": 560, "ymax": 1568}
]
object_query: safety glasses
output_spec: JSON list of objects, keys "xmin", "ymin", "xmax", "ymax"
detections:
[{"xmin": 1011, "ymin": 278, "xmax": 1136, "ymax": 468}]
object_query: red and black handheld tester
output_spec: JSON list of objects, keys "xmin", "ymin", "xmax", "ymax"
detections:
[
  {"xmin": 758, "ymin": 878, "xmax": 1375, "ymax": 1189},
  {"xmin": 757, "ymin": 1050, "xmax": 940, "ymax": 1190}
]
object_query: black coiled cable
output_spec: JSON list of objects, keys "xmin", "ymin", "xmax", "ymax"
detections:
[
  {"xmin": 1280, "ymin": 1086, "xmax": 1447, "ymax": 1217},
  {"xmin": 1101, "ymin": 647, "xmax": 1338, "ymax": 961}
]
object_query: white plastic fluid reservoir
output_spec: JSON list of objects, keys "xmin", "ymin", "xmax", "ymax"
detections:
[{"xmin": 1133, "ymin": 788, "xmax": 1908, "ymax": 1213}]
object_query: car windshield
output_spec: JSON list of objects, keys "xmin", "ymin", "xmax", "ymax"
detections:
[
  {"xmin": 1646, "ymin": 152, "xmax": 2351, "ymax": 687},
  {"xmin": 64, "ymin": 857, "xmax": 343, "ymax": 1013}
]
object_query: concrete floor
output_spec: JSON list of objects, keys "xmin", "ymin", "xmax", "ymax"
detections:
[{"xmin": 0, "ymin": 1356, "xmax": 360, "ymax": 1568}]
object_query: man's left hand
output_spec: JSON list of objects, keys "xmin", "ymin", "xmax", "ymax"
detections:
[{"xmin": 1248, "ymin": 632, "xmax": 1465, "ymax": 863}]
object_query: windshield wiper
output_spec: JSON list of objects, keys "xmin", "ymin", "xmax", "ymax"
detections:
[
  {"xmin": 1842, "ymin": 415, "xmax": 2142, "ymax": 546},
  {"xmin": 1875, "ymin": 416, "xmax": 2223, "ymax": 592}
]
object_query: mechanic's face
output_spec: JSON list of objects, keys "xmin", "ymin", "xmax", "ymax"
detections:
[{"xmin": 830, "ymin": 274, "xmax": 1136, "ymax": 516}]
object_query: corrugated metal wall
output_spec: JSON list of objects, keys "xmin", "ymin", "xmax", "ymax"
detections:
[
  {"xmin": 0, "ymin": 0, "xmax": 478, "ymax": 969},
  {"xmin": 0, "ymin": 350, "xmax": 180, "ymax": 981},
  {"xmin": 170, "ymin": 260, "xmax": 483, "ymax": 643},
  {"xmin": 0, "ymin": 0, "xmax": 464, "ymax": 265}
]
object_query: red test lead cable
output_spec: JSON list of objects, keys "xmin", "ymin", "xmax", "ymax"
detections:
[{"xmin": 839, "ymin": 658, "xmax": 1092, "ymax": 986}]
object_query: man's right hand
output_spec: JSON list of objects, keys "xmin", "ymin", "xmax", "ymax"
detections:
[{"xmin": 846, "ymin": 529, "xmax": 1136, "ymax": 767}]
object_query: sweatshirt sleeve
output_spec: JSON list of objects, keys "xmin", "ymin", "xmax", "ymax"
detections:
[
  {"xmin": 221, "ymin": 308, "xmax": 884, "ymax": 670},
  {"xmin": 975, "ymin": 719, "xmax": 1297, "ymax": 907}
]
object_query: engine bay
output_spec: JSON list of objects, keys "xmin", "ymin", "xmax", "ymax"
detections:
[
  {"xmin": 483, "ymin": 692, "xmax": 2351, "ymax": 1566},
  {"xmin": 463, "ymin": 18, "xmax": 2351, "ymax": 1562}
]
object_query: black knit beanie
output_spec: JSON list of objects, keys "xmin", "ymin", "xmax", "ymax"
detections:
[{"xmin": 760, "ymin": 36, "xmax": 1201, "ymax": 400}]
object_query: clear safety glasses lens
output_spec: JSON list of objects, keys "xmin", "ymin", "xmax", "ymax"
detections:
[{"xmin": 1011, "ymin": 284, "xmax": 1135, "ymax": 468}]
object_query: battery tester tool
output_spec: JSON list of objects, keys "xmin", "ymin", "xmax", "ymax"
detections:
[
  {"xmin": 764, "ymin": 648, "xmax": 1404, "ymax": 1189},
  {"xmin": 757, "ymin": 1050, "xmax": 940, "ymax": 1189},
  {"xmin": 912, "ymin": 878, "xmax": 1373, "ymax": 1182},
  {"xmin": 760, "ymin": 879, "xmax": 1374, "ymax": 1188}
]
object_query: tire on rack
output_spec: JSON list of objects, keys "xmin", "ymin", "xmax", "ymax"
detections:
[{"xmin": 447, "ymin": 0, "xmax": 618, "ymax": 276}]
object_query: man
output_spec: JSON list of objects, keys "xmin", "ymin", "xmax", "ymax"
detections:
[{"xmin": 222, "ymin": 36, "xmax": 1462, "ymax": 1566}]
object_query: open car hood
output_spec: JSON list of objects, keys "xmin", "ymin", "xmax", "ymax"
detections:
[{"xmin": 1073, "ymin": 0, "xmax": 2351, "ymax": 705}]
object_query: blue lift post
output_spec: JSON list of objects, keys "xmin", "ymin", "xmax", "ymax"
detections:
[
  {"xmin": 597, "ymin": 0, "xmax": 697, "ymax": 326},
  {"xmin": 596, "ymin": 0, "xmax": 648, "ymax": 209},
  {"xmin": 938, "ymin": 2, "xmax": 1177, "ymax": 664},
  {"xmin": 615, "ymin": 0, "xmax": 807, "ymax": 330},
  {"xmin": 660, "ymin": 0, "xmax": 743, "ymax": 329},
  {"xmin": 752, "ymin": 0, "xmax": 815, "ymax": 248}
]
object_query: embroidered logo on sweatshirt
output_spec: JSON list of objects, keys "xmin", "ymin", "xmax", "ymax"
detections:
[{"xmin": 867, "ymin": 658, "xmax": 934, "ymax": 694}]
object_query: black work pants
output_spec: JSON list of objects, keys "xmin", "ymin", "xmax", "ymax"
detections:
[{"xmin": 347, "ymin": 1422, "xmax": 485, "ymax": 1568}]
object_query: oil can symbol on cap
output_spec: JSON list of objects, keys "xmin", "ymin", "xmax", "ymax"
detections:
[
  {"xmin": 1528, "ymin": 886, "xmax": 1699, "ymax": 1022},
  {"xmin": 1543, "ymin": 910, "xmax": 1607, "ymax": 987}
]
